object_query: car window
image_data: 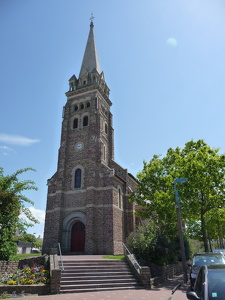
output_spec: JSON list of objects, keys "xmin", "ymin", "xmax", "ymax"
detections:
[
  {"xmin": 208, "ymin": 280, "xmax": 225, "ymax": 300},
  {"xmin": 193, "ymin": 257, "xmax": 206, "ymax": 266},
  {"xmin": 195, "ymin": 268, "xmax": 204, "ymax": 296},
  {"xmin": 193, "ymin": 255, "xmax": 225, "ymax": 266},
  {"xmin": 208, "ymin": 271, "xmax": 225, "ymax": 300}
]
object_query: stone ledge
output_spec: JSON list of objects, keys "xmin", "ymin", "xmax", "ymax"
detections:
[{"xmin": 0, "ymin": 284, "xmax": 50, "ymax": 295}]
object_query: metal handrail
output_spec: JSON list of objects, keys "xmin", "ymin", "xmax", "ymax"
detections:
[
  {"xmin": 58, "ymin": 242, "xmax": 64, "ymax": 271},
  {"xmin": 122, "ymin": 242, "xmax": 141, "ymax": 270}
]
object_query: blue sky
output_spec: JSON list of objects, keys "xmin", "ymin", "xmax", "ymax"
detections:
[{"xmin": 1, "ymin": 0, "xmax": 225, "ymax": 238}]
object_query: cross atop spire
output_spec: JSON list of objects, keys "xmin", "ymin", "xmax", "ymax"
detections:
[
  {"xmin": 79, "ymin": 17, "xmax": 101, "ymax": 78},
  {"xmin": 90, "ymin": 12, "xmax": 95, "ymax": 24}
]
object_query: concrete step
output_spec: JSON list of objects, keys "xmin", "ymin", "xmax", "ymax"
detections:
[
  {"xmin": 61, "ymin": 274, "xmax": 134, "ymax": 280},
  {"xmin": 60, "ymin": 282, "xmax": 139, "ymax": 292},
  {"xmin": 60, "ymin": 259, "xmax": 126, "ymax": 263},
  {"xmin": 60, "ymin": 262, "xmax": 128, "ymax": 267},
  {"xmin": 61, "ymin": 267, "xmax": 130, "ymax": 272},
  {"xmin": 59, "ymin": 259, "xmax": 140, "ymax": 293},
  {"xmin": 60, "ymin": 286, "xmax": 140, "ymax": 293},
  {"xmin": 60, "ymin": 278, "xmax": 137, "ymax": 284}
]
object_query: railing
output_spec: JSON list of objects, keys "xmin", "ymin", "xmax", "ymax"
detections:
[
  {"xmin": 58, "ymin": 242, "xmax": 64, "ymax": 271},
  {"xmin": 123, "ymin": 242, "xmax": 141, "ymax": 272}
]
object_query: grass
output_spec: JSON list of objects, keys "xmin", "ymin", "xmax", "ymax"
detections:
[
  {"xmin": 102, "ymin": 255, "xmax": 125, "ymax": 260},
  {"xmin": 9, "ymin": 253, "xmax": 42, "ymax": 261}
]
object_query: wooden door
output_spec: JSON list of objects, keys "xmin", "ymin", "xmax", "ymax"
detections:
[{"xmin": 70, "ymin": 221, "xmax": 85, "ymax": 252}]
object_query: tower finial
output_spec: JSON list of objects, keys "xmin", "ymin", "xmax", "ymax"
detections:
[{"xmin": 90, "ymin": 12, "xmax": 94, "ymax": 26}]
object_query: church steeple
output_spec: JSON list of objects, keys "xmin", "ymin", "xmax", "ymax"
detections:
[
  {"xmin": 68, "ymin": 19, "xmax": 110, "ymax": 97},
  {"xmin": 79, "ymin": 21, "xmax": 101, "ymax": 78},
  {"xmin": 42, "ymin": 16, "xmax": 137, "ymax": 256}
]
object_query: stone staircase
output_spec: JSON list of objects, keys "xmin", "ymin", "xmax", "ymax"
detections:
[{"xmin": 59, "ymin": 259, "xmax": 140, "ymax": 293}]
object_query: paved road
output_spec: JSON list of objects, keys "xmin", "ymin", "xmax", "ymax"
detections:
[{"xmin": 21, "ymin": 279, "xmax": 189, "ymax": 300}]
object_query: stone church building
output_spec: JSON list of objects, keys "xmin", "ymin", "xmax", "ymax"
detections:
[{"xmin": 42, "ymin": 20, "xmax": 137, "ymax": 255}]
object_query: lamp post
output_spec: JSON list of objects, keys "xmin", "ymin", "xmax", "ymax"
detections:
[
  {"xmin": 32, "ymin": 233, "xmax": 36, "ymax": 252},
  {"xmin": 173, "ymin": 178, "xmax": 188, "ymax": 283}
]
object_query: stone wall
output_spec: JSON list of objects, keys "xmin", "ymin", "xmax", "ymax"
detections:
[
  {"xmin": 0, "ymin": 261, "xmax": 18, "ymax": 276},
  {"xmin": 0, "ymin": 284, "xmax": 50, "ymax": 295},
  {"xmin": 0, "ymin": 256, "xmax": 47, "ymax": 275},
  {"xmin": 0, "ymin": 256, "xmax": 50, "ymax": 296},
  {"xmin": 140, "ymin": 260, "xmax": 183, "ymax": 286}
]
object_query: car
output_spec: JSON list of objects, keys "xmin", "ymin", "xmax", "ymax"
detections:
[
  {"xmin": 187, "ymin": 264, "xmax": 225, "ymax": 300},
  {"xmin": 213, "ymin": 249, "xmax": 225, "ymax": 256},
  {"xmin": 31, "ymin": 249, "xmax": 41, "ymax": 253},
  {"xmin": 189, "ymin": 252, "xmax": 225, "ymax": 288}
]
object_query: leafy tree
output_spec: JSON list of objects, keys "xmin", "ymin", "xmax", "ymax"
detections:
[
  {"xmin": 0, "ymin": 167, "xmax": 38, "ymax": 260},
  {"xmin": 130, "ymin": 140, "xmax": 225, "ymax": 252},
  {"xmin": 14, "ymin": 233, "xmax": 43, "ymax": 249}
]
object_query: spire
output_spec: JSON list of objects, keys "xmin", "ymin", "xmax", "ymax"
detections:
[
  {"xmin": 67, "ymin": 17, "xmax": 110, "ymax": 97},
  {"xmin": 79, "ymin": 19, "xmax": 101, "ymax": 78}
]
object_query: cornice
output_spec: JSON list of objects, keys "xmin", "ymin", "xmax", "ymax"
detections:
[{"xmin": 65, "ymin": 85, "xmax": 112, "ymax": 106}]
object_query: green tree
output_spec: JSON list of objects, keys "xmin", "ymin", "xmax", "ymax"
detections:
[
  {"xmin": 126, "ymin": 220, "xmax": 190, "ymax": 264},
  {"xmin": 0, "ymin": 167, "xmax": 38, "ymax": 260},
  {"xmin": 130, "ymin": 140, "xmax": 225, "ymax": 252},
  {"xmin": 15, "ymin": 233, "xmax": 43, "ymax": 249}
]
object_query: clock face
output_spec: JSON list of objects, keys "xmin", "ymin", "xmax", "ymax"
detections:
[{"xmin": 75, "ymin": 142, "xmax": 83, "ymax": 150}]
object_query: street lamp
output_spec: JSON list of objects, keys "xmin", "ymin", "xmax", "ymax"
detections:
[
  {"xmin": 173, "ymin": 178, "xmax": 188, "ymax": 283},
  {"xmin": 32, "ymin": 233, "xmax": 36, "ymax": 251}
]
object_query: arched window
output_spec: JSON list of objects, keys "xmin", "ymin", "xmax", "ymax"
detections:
[
  {"xmin": 73, "ymin": 118, "xmax": 78, "ymax": 129},
  {"xmin": 86, "ymin": 102, "xmax": 90, "ymax": 108},
  {"xmin": 80, "ymin": 104, "xmax": 84, "ymax": 109},
  {"xmin": 74, "ymin": 168, "xmax": 81, "ymax": 188},
  {"xmin": 74, "ymin": 105, "xmax": 78, "ymax": 111},
  {"xmin": 83, "ymin": 116, "xmax": 88, "ymax": 127}
]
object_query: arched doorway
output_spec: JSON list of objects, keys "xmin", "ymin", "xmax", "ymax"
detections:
[{"xmin": 70, "ymin": 221, "xmax": 85, "ymax": 252}]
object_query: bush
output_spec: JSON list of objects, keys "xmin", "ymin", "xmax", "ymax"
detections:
[{"xmin": 126, "ymin": 224, "xmax": 190, "ymax": 265}]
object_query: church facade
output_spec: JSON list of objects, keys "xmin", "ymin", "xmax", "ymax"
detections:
[{"xmin": 42, "ymin": 21, "xmax": 137, "ymax": 255}]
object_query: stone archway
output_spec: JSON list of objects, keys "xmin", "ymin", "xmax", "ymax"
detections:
[{"xmin": 61, "ymin": 212, "xmax": 86, "ymax": 253}]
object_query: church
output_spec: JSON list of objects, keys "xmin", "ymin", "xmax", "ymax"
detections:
[{"xmin": 42, "ymin": 20, "xmax": 137, "ymax": 255}]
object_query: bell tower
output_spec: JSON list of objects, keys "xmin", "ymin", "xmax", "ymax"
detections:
[{"xmin": 42, "ymin": 20, "xmax": 137, "ymax": 255}]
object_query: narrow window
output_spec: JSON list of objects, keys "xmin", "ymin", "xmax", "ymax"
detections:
[
  {"xmin": 118, "ymin": 188, "xmax": 122, "ymax": 209},
  {"xmin": 83, "ymin": 116, "xmax": 88, "ymax": 127},
  {"xmin": 87, "ymin": 102, "xmax": 90, "ymax": 108},
  {"xmin": 73, "ymin": 118, "xmax": 78, "ymax": 129},
  {"xmin": 74, "ymin": 105, "xmax": 78, "ymax": 111},
  {"xmin": 74, "ymin": 169, "xmax": 81, "ymax": 188},
  {"xmin": 81, "ymin": 104, "xmax": 84, "ymax": 109},
  {"xmin": 83, "ymin": 80, "xmax": 86, "ymax": 85},
  {"xmin": 103, "ymin": 145, "xmax": 106, "ymax": 161},
  {"xmin": 105, "ymin": 123, "xmax": 108, "ymax": 134}
]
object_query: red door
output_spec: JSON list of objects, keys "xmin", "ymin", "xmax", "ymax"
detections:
[{"xmin": 71, "ymin": 221, "xmax": 85, "ymax": 252}]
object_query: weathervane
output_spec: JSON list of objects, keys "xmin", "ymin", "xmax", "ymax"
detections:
[{"xmin": 90, "ymin": 12, "xmax": 95, "ymax": 23}]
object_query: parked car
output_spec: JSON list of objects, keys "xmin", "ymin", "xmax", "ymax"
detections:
[
  {"xmin": 187, "ymin": 264, "xmax": 225, "ymax": 300},
  {"xmin": 213, "ymin": 249, "xmax": 225, "ymax": 256},
  {"xmin": 31, "ymin": 249, "xmax": 41, "ymax": 253},
  {"xmin": 189, "ymin": 252, "xmax": 225, "ymax": 288}
]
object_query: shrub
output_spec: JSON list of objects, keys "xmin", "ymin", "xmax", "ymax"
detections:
[{"xmin": 126, "ymin": 224, "xmax": 190, "ymax": 265}]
